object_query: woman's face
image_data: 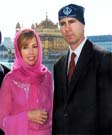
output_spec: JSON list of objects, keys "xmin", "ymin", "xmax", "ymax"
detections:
[{"xmin": 20, "ymin": 37, "xmax": 38, "ymax": 66}]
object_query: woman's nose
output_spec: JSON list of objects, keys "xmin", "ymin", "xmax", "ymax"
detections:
[{"xmin": 29, "ymin": 48, "xmax": 34, "ymax": 54}]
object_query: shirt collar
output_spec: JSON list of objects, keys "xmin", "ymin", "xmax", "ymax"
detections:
[
  {"xmin": 68, "ymin": 38, "xmax": 87, "ymax": 65},
  {"xmin": 69, "ymin": 38, "xmax": 87, "ymax": 58}
]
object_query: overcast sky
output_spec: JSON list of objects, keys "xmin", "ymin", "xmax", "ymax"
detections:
[{"xmin": 0, "ymin": 0, "xmax": 112, "ymax": 39}]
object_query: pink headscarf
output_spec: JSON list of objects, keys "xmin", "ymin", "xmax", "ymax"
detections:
[{"xmin": 13, "ymin": 28, "xmax": 48, "ymax": 80}]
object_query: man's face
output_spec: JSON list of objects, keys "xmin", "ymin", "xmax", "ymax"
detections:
[{"xmin": 59, "ymin": 17, "xmax": 85, "ymax": 49}]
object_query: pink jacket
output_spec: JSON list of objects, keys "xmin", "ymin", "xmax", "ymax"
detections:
[{"xmin": 0, "ymin": 29, "xmax": 53, "ymax": 135}]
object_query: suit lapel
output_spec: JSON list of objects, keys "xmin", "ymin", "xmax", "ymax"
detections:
[
  {"xmin": 60, "ymin": 53, "xmax": 69, "ymax": 102},
  {"xmin": 67, "ymin": 40, "xmax": 93, "ymax": 101}
]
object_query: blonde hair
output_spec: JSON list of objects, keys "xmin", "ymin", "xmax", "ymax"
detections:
[{"xmin": 17, "ymin": 29, "xmax": 36, "ymax": 50}]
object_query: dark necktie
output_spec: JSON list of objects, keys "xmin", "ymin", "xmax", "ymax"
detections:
[{"xmin": 68, "ymin": 53, "xmax": 76, "ymax": 81}]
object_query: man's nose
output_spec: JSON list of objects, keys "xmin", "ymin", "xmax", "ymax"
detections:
[{"xmin": 64, "ymin": 23, "xmax": 70, "ymax": 31}]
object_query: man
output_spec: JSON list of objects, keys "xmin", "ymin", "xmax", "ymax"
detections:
[
  {"xmin": 0, "ymin": 31, "xmax": 10, "ymax": 87},
  {"xmin": 0, "ymin": 64, "xmax": 10, "ymax": 86},
  {"xmin": 52, "ymin": 4, "xmax": 112, "ymax": 134},
  {"xmin": 0, "ymin": 31, "xmax": 10, "ymax": 135}
]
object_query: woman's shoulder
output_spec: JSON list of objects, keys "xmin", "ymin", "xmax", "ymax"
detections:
[
  {"xmin": 41, "ymin": 69, "xmax": 52, "ymax": 83},
  {"xmin": 4, "ymin": 69, "xmax": 19, "ymax": 80},
  {"xmin": 46, "ymin": 69, "xmax": 52, "ymax": 78}
]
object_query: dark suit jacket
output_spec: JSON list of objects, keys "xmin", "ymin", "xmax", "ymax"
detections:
[
  {"xmin": 0, "ymin": 64, "xmax": 10, "ymax": 87},
  {"xmin": 52, "ymin": 39, "xmax": 112, "ymax": 135},
  {"xmin": 0, "ymin": 64, "xmax": 10, "ymax": 135}
]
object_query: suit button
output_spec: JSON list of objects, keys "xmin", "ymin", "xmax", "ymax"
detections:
[{"xmin": 64, "ymin": 113, "xmax": 69, "ymax": 118}]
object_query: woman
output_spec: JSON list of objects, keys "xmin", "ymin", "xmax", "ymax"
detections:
[{"xmin": 0, "ymin": 29, "xmax": 53, "ymax": 135}]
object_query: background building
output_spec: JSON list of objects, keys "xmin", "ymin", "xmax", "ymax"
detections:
[
  {"xmin": 15, "ymin": 16, "xmax": 112, "ymax": 55},
  {"xmin": 16, "ymin": 15, "xmax": 68, "ymax": 60},
  {"xmin": 1, "ymin": 16, "xmax": 112, "ymax": 70}
]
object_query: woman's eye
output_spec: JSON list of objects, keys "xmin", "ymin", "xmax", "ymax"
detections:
[
  {"xmin": 32, "ymin": 44, "xmax": 38, "ymax": 48},
  {"xmin": 33, "ymin": 45, "xmax": 38, "ymax": 48},
  {"xmin": 23, "ymin": 46, "xmax": 28, "ymax": 49}
]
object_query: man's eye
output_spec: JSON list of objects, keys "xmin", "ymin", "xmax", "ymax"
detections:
[
  {"xmin": 69, "ymin": 20, "xmax": 76, "ymax": 24},
  {"xmin": 59, "ymin": 22, "xmax": 65, "ymax": 26}
]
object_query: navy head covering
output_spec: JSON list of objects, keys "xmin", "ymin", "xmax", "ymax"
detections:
[
  {"xmin": 58, "ymin": 4, "xmax": 85, "ymax": 25},
  {"xmin": 0, "ymin": 31, "xmax": 1, "ymax": 44}
]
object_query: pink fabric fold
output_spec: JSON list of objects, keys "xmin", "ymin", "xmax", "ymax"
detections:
[{"xmin": 3, "ymin": 112, "xmax": 28, "ymax": 135}]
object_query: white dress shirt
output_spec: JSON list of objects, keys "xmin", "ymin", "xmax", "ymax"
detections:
[{"xmin": 68, "ymin": 38, "xmax": 87, "ymax": 73}]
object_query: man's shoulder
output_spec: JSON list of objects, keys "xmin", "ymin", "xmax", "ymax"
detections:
[
  {"xmin": 86, "ymin": 39, "xmax": 111, "ymax": 57},
  {"xmin": 1, "ymin": 64, "xmax": 10, "ymax": 74},
  {"xmin": 92, "ymin": 44, "xmax": 112, "ymax": 63},
  {"xmin": 54, "ymin": 55, "xmax": 67, "ymax": 66},
  {"xmin": 89, "ymin": 41, "xmax": 112, "ymax": 70}
]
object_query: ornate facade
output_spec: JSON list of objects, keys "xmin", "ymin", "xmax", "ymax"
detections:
[{"xmin": 16, "ymin": 16, "xmax": 68, "ymax": 58}]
